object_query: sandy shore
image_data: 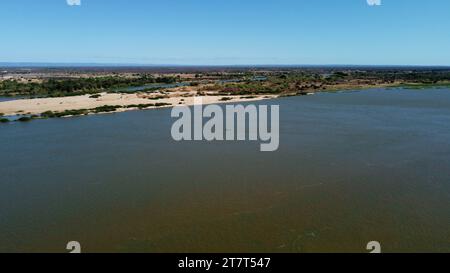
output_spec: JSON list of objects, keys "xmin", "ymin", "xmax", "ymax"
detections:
[{"xmin": 0, "ymin": 92, "xmax": 277, "ymax": 116}]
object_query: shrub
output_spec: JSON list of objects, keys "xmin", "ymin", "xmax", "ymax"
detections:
[
  {"xmin": 126, "ymin": 104, "xmax": 155, "ymax": 109},
  {"xmin": 61, "ymin": 109, "xmax": 88, "ymax": 117},
  {"xmin": 0, "ymin": 118, "xmax": 9, "ymax": 123},
  {"xmin": 92, "ymin": 105, "xmax": 122, "ymax": 113},
  {"xmin": 148, "ymin": 95, "xmax": 169, "ymax": 100},
  {"xmin": 17, "ymin": 117, "xmax": 32, "ymax": 122},
  {"xmin": 154, "ymin": 103, "xmax": 171, "ymax": 107},
  {"xmin": 41, "ymin": 111, "xmax": 56, "ymax": 118}
]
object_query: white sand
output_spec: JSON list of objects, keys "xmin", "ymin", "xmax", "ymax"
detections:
[{"xmin": 0, "ymin": 93, "xmax": 277, "ymax": 116}]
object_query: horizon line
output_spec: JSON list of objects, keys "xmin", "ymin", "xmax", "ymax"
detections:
[{"xmin": 1, "ymin": 62, "xmax": 450, "ymax": 69}]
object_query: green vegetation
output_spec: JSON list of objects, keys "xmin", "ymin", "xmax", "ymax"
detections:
[
  {"xmin": 92, "ymin": 105, "xmax": 122, "ymax": 113},
  {"xmin": 199, "ymin": 69, "xmax": 450, "ymax": 96},
  {"xmin": 0, "ymin": 75, "xmax": 179, "ymax": 97},
  {"xmin": 40, "ymin": 111, "xmax": 57, "ymax": 118},
  {"xmin": 148, "ymin": 95, "xmax": 169, "ymax": 100},
  {"xmin": 126, "ymin": 104, "xmax": 154, "ymax": 109},
  {"xmin": 35, "ymin": 102, "xmax": 173, "ymax": 121},
  {"xmin": 154, "ymin": 102, "xmax": 172, "ymax": 107},
  {"xmin": 126, "ymin": 102, "xmax": 171, "ymax": 109},
  {"xmin": 3, "ymin": 69, "xmax": 449, "ymax": 101},
  {"xmin": 17, "ymin": 117, "xmax": 32, "ymax": 122},
  {"xmin": 0, "ymin": 118, "xmax": 9, "ymax": 123},
  {"xmin": 393, "ymin": 82, "xmax": 450, "ymax": 90},
  {"xmin": 40, "ymin": 106, "xmax": 120, "ymax": 118},
  {"xmin": 41, "ymin": 109, "xmax": 89, "ymax": 118},
  {"xmin": 3, "ymin": 68, "xmax": 450, "ymax": 124}
]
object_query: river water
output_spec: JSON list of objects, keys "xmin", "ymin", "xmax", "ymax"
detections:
[{"xmin": 0, "ymin": 88, "xmax": 449, "ymax": 252}]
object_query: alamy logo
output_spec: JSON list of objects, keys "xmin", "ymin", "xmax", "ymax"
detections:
[
  {"xmin": 367, "ymin": 241, "xmax": 382, "ymax": 253},
  {"xmin": 171, "ymin": 98, "xmax": 280, "ymax": 152},
  {"xmin": 67, "ymin": 0, "xmax": 81, "ymax": 6},
  {"xmin": 66, "ymin": 241, "xmax": 81, "ymax": 253},
  {"xmin": 367, "ymin": 0, "xmax": 381, "ymax": 6}
]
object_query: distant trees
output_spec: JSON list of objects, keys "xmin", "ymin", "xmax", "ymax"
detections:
[{"xmin": 0, "ymin": 75, "xmax": 179, "ymax": 97}]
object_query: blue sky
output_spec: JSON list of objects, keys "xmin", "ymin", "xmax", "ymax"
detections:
[{"xmin": 1, "ymin": 0, "xmax": 450, "ymax": 65}]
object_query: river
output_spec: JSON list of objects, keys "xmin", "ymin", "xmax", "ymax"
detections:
[{"xmin": 1, "ymin": 88, "xmax": 449, "ymax": 252}]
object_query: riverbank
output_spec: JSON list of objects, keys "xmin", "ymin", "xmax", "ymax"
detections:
[
  {"xmin": 0, "ymin": 92, "xmax": 277, "ymax": 118},
  {"xmin": 2, "ymin": 81, "xmax": 449, "ymax": 121}
]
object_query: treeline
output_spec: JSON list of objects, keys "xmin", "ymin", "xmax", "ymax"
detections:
[
  {"xmin": 202, "ymin": 69, "xmax": 450, "ymax": 95},
  {"xmin": 207, "ymin": 74, "xmax": 323, "ymax": 95},
  {"xmin": 0, "ymin": 75, "xmax": 179, "ymax": 97},
  {"xmin": 352, "ymin": 70, "xmax": 450, "ymax": 84}
]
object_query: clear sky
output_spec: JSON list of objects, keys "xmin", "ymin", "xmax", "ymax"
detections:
[{"xmin": 1, "ymin": 0, "xmax": 450, "ymax": 65}]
